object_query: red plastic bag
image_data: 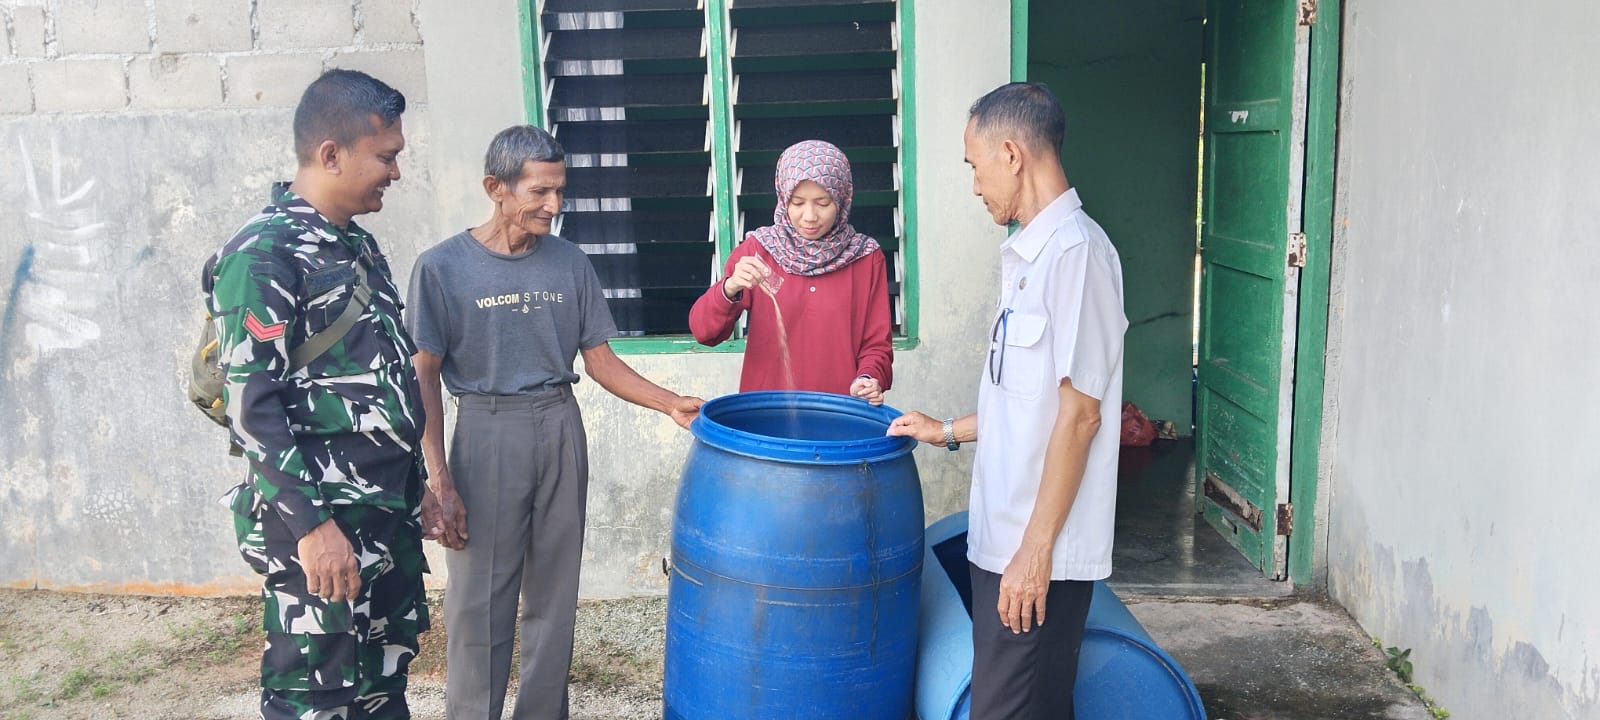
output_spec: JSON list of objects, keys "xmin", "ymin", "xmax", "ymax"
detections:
[{"xmin": 1120, "ymin": 401, "xmax": 1156, "ymax": 447}]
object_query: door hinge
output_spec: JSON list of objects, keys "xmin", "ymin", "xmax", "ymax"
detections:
[
  {"xmin": 1276, "ymin": 503, "xmax": 1294, "ymax": 535},
  {"xmin": 1287, "ymin": 232, "xmax": 1307, "ymax": 268},
  {"xmin": 1298, "ymin": 0, "xmax": 1318, "ymax": 26}
]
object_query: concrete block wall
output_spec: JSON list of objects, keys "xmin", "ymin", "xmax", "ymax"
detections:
[
  {"xmin": 0, "ymin": 0, "xmax": 427, "ymax": 114},
  {"xmin": 0, "ymin": 0, "xmax": 436, "ymax": 595}
]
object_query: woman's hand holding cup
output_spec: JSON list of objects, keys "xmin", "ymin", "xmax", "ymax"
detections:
[{"xmin": 723, "ymin": 255, "xmax": 776, "ymax": 300}]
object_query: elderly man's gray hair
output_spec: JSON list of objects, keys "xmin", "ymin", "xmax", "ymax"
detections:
[
  {"xmin": 485, "ymin": 125, "xmax": 566, "ymax": 184},
  {"xmin": 968, "ymin": 82, "xmax": 1066, "ymax": 155}
]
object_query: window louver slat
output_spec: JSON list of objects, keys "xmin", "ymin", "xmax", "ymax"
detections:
[
  {"xmin": 729, "ymin": 0, "xmax": 906, "ymax": 333},
  {"xmin": 543, "ymin": 7, "xmax": 714, "ymax": 336}
]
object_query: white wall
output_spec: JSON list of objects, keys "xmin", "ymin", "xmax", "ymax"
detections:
[{"xmin": 1324, "ymin": 1, "xmax": 1600, "ymax": 717}]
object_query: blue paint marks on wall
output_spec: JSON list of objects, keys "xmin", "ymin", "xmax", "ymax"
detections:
[{"xmin": 0, "ymin": 244, "xmax": 35, "ymax": 364}]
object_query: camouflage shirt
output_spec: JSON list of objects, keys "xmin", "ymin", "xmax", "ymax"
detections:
[{"xmin": 203, "ymin": 183, "xmax": 425, "ymax": 539}]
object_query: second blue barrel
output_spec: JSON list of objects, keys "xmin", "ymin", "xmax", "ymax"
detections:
[
  {"xmin": 916, "ymin": 511, "xmax": 1207, "ymax": 720},
  {"xmin": 665, "ymin": 391, "xmax": 924, "ymax": 719}
]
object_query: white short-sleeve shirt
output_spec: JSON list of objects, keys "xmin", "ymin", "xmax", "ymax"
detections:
[{"xmin": 968, "ymin": 188, "xmax": 1128, "ymax": 581}]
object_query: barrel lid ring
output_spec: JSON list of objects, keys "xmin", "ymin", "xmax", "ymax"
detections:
[{"xmin": 689, "ymin": 390, "xmax": 917, "ymax": 465}]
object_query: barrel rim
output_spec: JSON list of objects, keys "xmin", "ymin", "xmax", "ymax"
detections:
[{"xmin": 690, "ymin": 390, "xmax": 917, "ymax": 464}]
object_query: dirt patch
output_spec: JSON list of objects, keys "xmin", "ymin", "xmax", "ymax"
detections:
[
  {"xmin": 0, "ymin": 589, "xmax": 665, "ymax": 720},
  {"xmin": 0, "ymin": 589, "xmax": 260, "ymax": 720},
  {"xmin": 2, "ymin": 588, "xmax": 1437, "ymax": 720}
]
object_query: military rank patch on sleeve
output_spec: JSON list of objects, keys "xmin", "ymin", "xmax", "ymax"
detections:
[{"xmin": 244, "ymin": 310, "xmax": 288, "ymax": 342}]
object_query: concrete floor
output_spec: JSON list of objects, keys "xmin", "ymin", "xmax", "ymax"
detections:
[
  {"xmin": 1130, "ymin": 597, "xmax": 1437, "ymax": 720},
  {"xmin": 1107, "ymin": 439, "xmax": 1436, "ymax": 720},
  {"xmin": 1107, "ymin": 438, "xmax": 1288, "ymax": 596}
]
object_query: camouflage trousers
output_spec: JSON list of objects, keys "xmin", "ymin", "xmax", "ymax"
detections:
[{"xmin": 233, "ymin": 495, "xmax": 430, "ymax": 720}]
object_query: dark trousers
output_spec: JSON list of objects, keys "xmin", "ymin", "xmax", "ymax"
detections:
[{"xmin": 969, "ymin": 563, "xmax": 1094, "ymax": 720}]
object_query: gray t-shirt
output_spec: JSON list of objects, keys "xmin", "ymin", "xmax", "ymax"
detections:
[{"xmin": 406, "ymin": 231, "xmax": 618, "ymax": 396}]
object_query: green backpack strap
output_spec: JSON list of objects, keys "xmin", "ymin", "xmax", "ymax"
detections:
[{"xmin": 287, "ymin": 261, "xmax": 371, "ymax": 373}]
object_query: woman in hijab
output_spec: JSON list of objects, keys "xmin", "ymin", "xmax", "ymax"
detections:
[{"xmin": 689, "ymin": 140, "xmax": 893, "ymax": 404}]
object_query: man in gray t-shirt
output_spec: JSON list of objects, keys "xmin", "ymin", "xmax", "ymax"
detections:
[
  {"xmin": 406, "ymin": 125, "xmax": 702, "ymax": 720},
  {"xmin": 409, "ymin": 229, "xmax": 616, "ymax": 396}
]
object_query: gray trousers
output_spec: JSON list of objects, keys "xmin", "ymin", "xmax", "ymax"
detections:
[{"xmin": 445, "ymin": 388, "xmax": 588, "ymax": 720}]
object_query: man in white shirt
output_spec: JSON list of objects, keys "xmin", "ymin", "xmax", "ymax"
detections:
[{"xmin": 890, "ymin": 82, "xmax": 1127, "ymax": 719}]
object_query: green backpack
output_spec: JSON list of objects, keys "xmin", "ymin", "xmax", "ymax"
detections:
[{"xmin": 187, "ymin": 262, "xmax": 371, "ymax": 430}]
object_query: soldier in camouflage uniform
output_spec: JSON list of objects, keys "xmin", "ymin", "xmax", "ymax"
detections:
[{"xmin": 203, "ymin": 69, "xmax": 440, "ymax": 720}]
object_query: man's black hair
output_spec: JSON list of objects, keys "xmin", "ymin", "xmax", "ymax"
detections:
[
  {"xmin": 968, "ymin": 82, "xmax": 1066, "ymax": 154},
  {"xmin": 293, "ymin": 69, "xmax": 406, "ymax": 164}
]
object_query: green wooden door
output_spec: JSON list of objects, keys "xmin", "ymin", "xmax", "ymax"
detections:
[{"xmin": 1195, "ymin": 0, "xmax": 1311, "ymax": 579}]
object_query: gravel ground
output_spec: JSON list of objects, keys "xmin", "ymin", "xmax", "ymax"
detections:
[
  {"xmin": 2, "ymin": 588, "xmax": 1432, "ymax": 720},
  {"xmin": 567, "ymin": 595, "xmax": 667, "ymax": 719},
  {"xmin": 0, "ymin": 589, "xmax": 668, "ymax": 720}
]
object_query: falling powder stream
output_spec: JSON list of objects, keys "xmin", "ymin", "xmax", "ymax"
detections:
[{"xmin": 761, "ymin": 281, "xmax": 802, "ymax": 436}]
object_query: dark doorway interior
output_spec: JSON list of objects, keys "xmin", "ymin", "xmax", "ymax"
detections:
[
  {"xmin": 1026, "ymin": 0, "xmax": 1292, "ymax": 592},
  {"xmin": 1110, "ymin": 439, "xmax": 1285, "ymax": 595}
]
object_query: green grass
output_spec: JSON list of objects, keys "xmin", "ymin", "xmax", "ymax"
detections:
[
  {"xmin": 1383, "ymin": 645, "xmax": 1413, "ymax": 683},
  {"xmin": 57, "ymin": 668, "xmax": 96, "ymax": 700},
  {"xmin": 59, "ymin": 636, "xmax": 89, "ymax": 658},
  {"xmin": 5, "ymin": 608, "xmax": 258, "ymax": 713},
  {"xmin": 567, "ymin": 639, "xmax": 658, "ymax": 690},
  {"xmin": 1373, "ymin": 637, "xmax": 1451, "ymax": 719},
  {"xmin": 8, "ymin": 671, "xmax": 42, "ymax": 705},
  {"xmin": 168, "ymin": 613, "xmax": 258, "ymax": 666},
  {"xmin": 0, "ymin": 594, "xmax": 266, "ymax": 719}
]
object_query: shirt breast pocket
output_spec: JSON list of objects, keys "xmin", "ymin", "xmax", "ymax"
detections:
[
  {"xmin": 995, "ymin": 311, "xmax": 1050, "ymax": 401},
  {"xmin": 303, "ymin": 264, "xmax": 359, "ymax": 334}
]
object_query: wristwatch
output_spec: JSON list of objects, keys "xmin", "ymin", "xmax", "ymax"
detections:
[{"xmin": 942, "ymin": 417, "xmax": 959, "ymax": 451}]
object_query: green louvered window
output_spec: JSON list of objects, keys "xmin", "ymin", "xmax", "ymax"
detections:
[{"xmin": 528, "ymin": 0, "xmax": 918, "ymax": 351}]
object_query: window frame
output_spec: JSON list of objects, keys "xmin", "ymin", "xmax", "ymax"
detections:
[{"xmin": 517, "ymin": 0, "xmax": 920, "ymax": 355}]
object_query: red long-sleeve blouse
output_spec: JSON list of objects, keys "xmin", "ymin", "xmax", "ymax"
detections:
[{"xmin": 689, "ymin": 237, "xmax": 894, "ymax": 395}]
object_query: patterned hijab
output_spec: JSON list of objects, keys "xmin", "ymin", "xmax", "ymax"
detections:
[{"xmin": 752, "ymin": 140, "xmax": 880, "ymax": 277}]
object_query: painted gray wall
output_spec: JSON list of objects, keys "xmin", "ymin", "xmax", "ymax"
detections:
[
  {"xmin": 1325, "ymin": 1, "xmax": 1600, "ymax": 717},
  {"xmin": 416, "ymin": 0, "xmax": 520, "ymax": 239},
  {"xmin": 0, "ymin": 0, "xmax": 1013, "ymax": 600},
  {"xmin": 1028, "ymin": 0, "xmax": 1203, "ymax": 433}
]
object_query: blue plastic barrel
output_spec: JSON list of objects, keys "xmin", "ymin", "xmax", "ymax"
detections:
[
  {"xmin": 916, "ymin": 512, "xmax": 1207, "ymax": 720},
  {"xmin": 664, "ymin": 391, "xmax": 925, "ymax": 719}
]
